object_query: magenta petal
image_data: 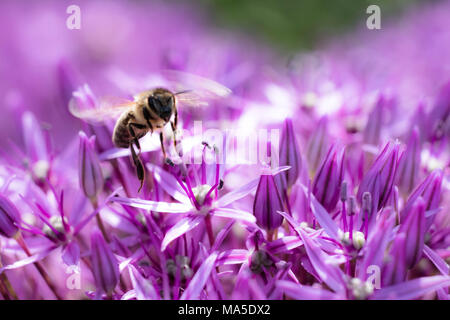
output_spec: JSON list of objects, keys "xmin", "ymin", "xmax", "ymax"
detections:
[
  {"xmin": 266, "ymin": 236, "xmax": 303, "ymax": 254},
  {"xmin": 296, "ymin": 184, "xmax": 341, "ymax": 239},
  {"xmin": 161, "ymin": 215, "xmax": 203, "ymax": 251},
  {"xmin": 111, "ymin": 197, "xmax": 192, "ymax": 213},
  {"xmin": 147, "ymin": 163, "xmax": 191, "ymax": 204},
  {"xmin": 0, "ymin": 245, "xmax": 58, "ymax": 273},
  {"xmin": 180, "ymin": 252, "xmax": 218, "ymax": 300},
  {"xmin": 277, "ymin": 280, "xmax": 342, "ymax": 300},
  {"xmin": 217, "ymin": 177, "xmax": 260, "ymax": 207},
  {"xmin": 211, "ymin": 221, "xmax": 235, "ymax": 252},
  {"xmin": 128, "ymin": 265, "xmax": 160, "ymax": 300},
  {"xmin": 356, "ymin": 211, "xmax": 395, "ymax": 280},
  {"xmin": 423, "ymin": 245, "xmax": 449, "ymax": 276},
  {"xmin": 297, "ymin": 227, "xmax": 346, "ymax": 293},
  {"xmin": 61, "ymin": 241, "xmax": 80, "ymax": 266},
  {"xmin": 372, "ymin": 276, "xmax": 450, "ymax": 300},
  {"xmin": 217, "ymin": 166, "xmax": 290, "ymax": 208},
  {"xmin": 216, "ymin": 249, "xmax": 248, "ymax": 265},
  {"xmin": 213, "ymin": 208, "xmax": 256, "ymax": 224}
]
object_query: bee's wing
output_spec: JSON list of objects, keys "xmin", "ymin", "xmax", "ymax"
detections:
[
  {"xmin": 69, "ymin": 96, "xmax": 135, "ymax": 124},
  {"xmin": 162, "ymin": 70, "xmax": 232, "ymax": 108}
]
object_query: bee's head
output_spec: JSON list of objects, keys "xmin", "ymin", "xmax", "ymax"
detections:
[{"xmin": 147, "ymin": 90, "xmax": 174, "ymax": 122}]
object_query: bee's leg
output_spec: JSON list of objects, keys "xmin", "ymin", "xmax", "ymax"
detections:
[
  {"xmin": 160, "ymin": 132, "xmax": 174, "ymax": 166},
  {"xmin": 130, "ymin": 143, "xmax": 145, "ymax": 192},
  {"xmin": 129, "ymin": 123, "xmax": 146, "ymax": 153},
  {"xmin": 170, "ymin": 122, "xmax": 177, "ymax": 148},
  {"xmin": 171, "ymin": 107, "xmax": 179, "ymax": 152},
  {"xmin": 128, "ymin": 123, "xmax": 146, "ymax": 191}
]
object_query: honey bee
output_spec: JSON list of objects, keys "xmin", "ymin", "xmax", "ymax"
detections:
[{"xmin": 69, "ymin": 71, "xmax": 231, "ymax": 191}]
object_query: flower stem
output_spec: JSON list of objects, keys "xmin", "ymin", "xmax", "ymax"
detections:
[
  {"xmin": 341, "ymin": 201, "xmax": 348, "ymax": 232},
  {"xmin": 91, "ymin": 198, "xmax": 110, "ymax": 243},
  {"xmin": 0, "ymin": 257, "xmax": 18, "ymax": 299},
  {"xmin": 15, "ymin": 233, "xmax": 62, "ymax": 300},
  {"xmin": 205, "ymin": 215, "xmax": 214, "ymax": 247}
]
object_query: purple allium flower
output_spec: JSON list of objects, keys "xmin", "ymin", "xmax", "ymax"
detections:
[{"xmin": 0, "ymin": 0, "xmax": 449, "ymax": 301}]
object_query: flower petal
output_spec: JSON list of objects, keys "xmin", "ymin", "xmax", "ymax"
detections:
[
  {"xmin": 297, "ymin": 227, "xmax": 346, "ymax": 293},
  {"xmin": 111, "ymin": 197, "xmax": 192, "ymax": 213},
  {"xmin": 217, "ymin": 178, "xmax": 259, "ymax": 207},
  {"xmin": 213, "ymin": 208, "xmax": 256, "ymax": 225},
  {"xmin": 128, "ymin": 265, "xmax": 160, "ymax": 300},
  {"xmin": 276, "ymin": 280, "xmax": 342, "ymax": 300},
  {"xmin": 0, "ymin": 245, "xmax": 57, "ymax": 273},
  {"xmin": 216, "ymin": 249, "xmax": 248, "ymax": 265},
  {"xmin": 423, "ymin": 245, "xmax": 449, "ymax": 276},
  {"xmin": 61, "ymin": 241, "xmax": 80, "ymax": 266},
  {"xmin": 267, "ymin": 236, "xmax": 303, "ymax": 254},
  {"xmin": 147, "ymin": 163, "xmax": 191, "ymax": 204},
  {"xmin": 180, "ymin": 252, "xmax": 218, "ymax": 300},
  {"xmin": 161, "ymin": 215, "xmax": 204, "ymax": 251},
  {"xmin": 372, "ymin": 276, "xmax": 450, "ymax": 300}
]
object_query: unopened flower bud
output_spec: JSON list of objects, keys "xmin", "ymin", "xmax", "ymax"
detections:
[
  {"xmin": 396, "ymin": 127, "xmax": 421, "ymax": 194},
  {"xmin": 279, "ymin": 118, "xmax": 302, "ymax": 189},
  {"xmin": 306, "ymin": 116, "xmax": 328, "ymax": 175},
  {"xmin": 357, "ymin": 141, "xmax": 400, "ymax": 212},
  {"xmin": 253, "ymin": 174, "xmax": 284, "ymax": 231},
  {"xmin": 91, "ymin": 231, "xmax": 119, "ymax": 295},
  {"xmin": 363, "ymin": 94, "xmax": 386, "ymax": 146},
  {"xmin": 0, "ymin": 194, "xmax": 20, "ymax": 238},
  {"xmin": 401, "ymin": 169, "xmax": 443, "ymax": 223},
  {"xmin": 78, "ymin": 131, "xmax": 104, "ymax": 200},
  {"xmin": 312, "ymin": 144, "xmax": 345, "ymax": 212},
  {"xmin": 398, "ymin": 197, "xmax": 426, "ymax": 268}
]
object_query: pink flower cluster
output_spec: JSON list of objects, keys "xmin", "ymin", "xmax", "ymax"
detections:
[{"xmin": 0, "ymin": 0, "xmax": 448, "ymax": 300}]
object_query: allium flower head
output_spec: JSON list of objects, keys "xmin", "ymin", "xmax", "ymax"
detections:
[{"xmin": 0, "ymin": 0, "xmax": 448, "ymax": 301}]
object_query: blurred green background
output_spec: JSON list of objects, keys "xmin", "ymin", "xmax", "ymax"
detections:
[{"xmin": 192, "ymin": 0, "xmax": 425, "ymax": 53}]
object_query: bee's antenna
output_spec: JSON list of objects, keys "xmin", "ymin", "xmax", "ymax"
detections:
[{"xmin": 174, "ymin": 90, "xmax": 192, "ymax": 96}]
